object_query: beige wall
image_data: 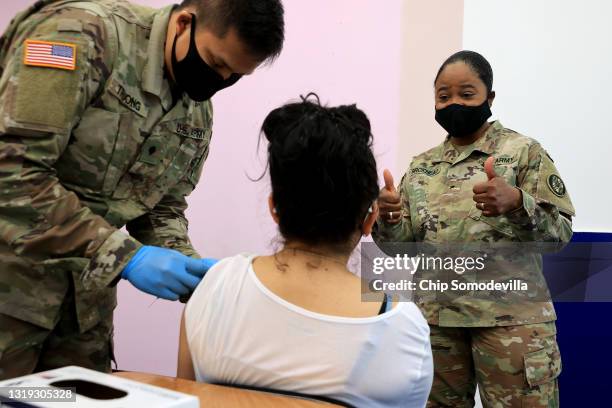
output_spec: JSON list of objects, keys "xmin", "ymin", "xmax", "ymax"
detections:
[{"xmin": 396, "ymin": 0, "xmax": 464, "ymax": 177}]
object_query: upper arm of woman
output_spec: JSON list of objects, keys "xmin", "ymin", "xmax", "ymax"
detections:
[{"xmin": 177, "ymin": 309, "xmax": 196, "ymax": 380}]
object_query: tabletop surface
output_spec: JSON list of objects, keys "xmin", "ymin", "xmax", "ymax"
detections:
[{"xmin": 114, "ymin": 372, "xmax": 338, "ymax": 407}]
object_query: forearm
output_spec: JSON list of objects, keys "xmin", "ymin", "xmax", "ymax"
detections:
[
  {"xmin": 504, "ymin": 143, "xmax": 574, "ymax": 244},
  {"xmin": 0, "ymin": 154, "xmax": 141, "ymax": 287},
  {"xmin": 372, "ymin": 217, "xmax": 415, "ymax": 243},
  {"xmin": 127, "ymin": 214, "xmax": 199, "ymax": 258},
  {"xmin": 507, "ymin": 189, "xmax": 573, "ymax": 243},
  {"xmin": 127, "ymin": 195, "xmax": 199, "ymax": 258}
]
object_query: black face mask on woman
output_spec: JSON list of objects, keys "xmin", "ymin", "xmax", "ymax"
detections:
[
  {"xmin": 435, "ymin": 99, "xmax": 492, "ymax": 138},
  {"xmin": 171, "ymin": 14, "xmax": 242, "ymax": 102}
]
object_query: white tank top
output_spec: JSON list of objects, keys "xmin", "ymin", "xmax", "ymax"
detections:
[{"xmin": 184, "ymin": 254, "xmax": 433, "ymax": 408}]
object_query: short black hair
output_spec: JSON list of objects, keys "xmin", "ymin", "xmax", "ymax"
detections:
[
  {"xmin": 180, "ymin": 0, "xmax": 285, "ymax": 62},
  {"xmin": 261, "ymin": 94, "xmax": 379, "ymax": 247},
  {"xmin": 435, "ymin": 50, "xmax": 494, "ymax": 93}
]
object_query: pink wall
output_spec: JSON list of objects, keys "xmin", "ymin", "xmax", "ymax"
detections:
[
  {"xmin": 0, "ymin": 1, "xmax": 33, "ymax": 28},
  {"xmin": 1, "ymin": 0, "xmax": 462, "ymax": 377}
]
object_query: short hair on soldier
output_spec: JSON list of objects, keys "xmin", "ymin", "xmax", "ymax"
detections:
[
  {"xmin": 260, "ymin": 93, "xmax": 379, "ymax": 247},
  {"xmin": 179, "ymin": 0, "xmax": 285, "ymax": 62},
  {"xmin": 435, "ymin": 50, "xmax": 494, "ymax": 93}
]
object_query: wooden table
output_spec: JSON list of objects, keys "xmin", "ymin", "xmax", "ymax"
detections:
[{"xmin": 114, "ymin": 372, "xmax": 339, "ymax": 407}]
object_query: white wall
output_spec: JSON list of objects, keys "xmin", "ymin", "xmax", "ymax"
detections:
[{"xmin": 464, "ymin": 0, "xmax": 612, "ymax": 232}]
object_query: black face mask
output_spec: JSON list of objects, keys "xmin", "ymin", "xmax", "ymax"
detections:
[
  {"xmin": 435, "ymin": 99, "xmax": 492, "ymax": 138},
  {"xmin": 171, "ymin": 14, "xmax": 242, "ymax": 102}
]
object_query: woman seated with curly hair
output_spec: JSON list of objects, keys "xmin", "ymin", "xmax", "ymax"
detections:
[{"xmin": 177, "ymin": 95, "xmax": 433, "ymax": 408}]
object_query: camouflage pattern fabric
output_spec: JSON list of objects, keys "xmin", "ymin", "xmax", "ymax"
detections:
[
  {"xmin": 372, "ymin": 122, "xmax": 572, "ymax": 406},
  {"xmin": 373, "ymin": 121, "xmax": 575, "ymax": 327},
  {"xmin": 427, "ymin": 322, "xmax": 560, "ymax": 408},
  {"xmin": 0, "ymin": 279, "xmax": 115, "ymax": 380},
  {"xmin": 0, "ymin": 0, "xmax": 212, "ymax": 375}
]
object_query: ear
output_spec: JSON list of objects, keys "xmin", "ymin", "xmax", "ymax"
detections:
[
  {"xmin": 361, "ymin": 202, "xmax": 379, "ymax": 236},
  {"xmin": 488, "ymin": 91, "xmax": 496, "ymax": 107},
  {"xmin": 268, "ymin": 194, "xmax": 280, "ymax": 225},
  {"xmin": 175, "ymin": 11, "xmax": 194, "ymax": 38}
]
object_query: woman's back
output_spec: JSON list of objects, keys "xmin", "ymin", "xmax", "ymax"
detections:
[{"xmin": 184, "ymin": 254, "xmax": 433, "ymax": 408}]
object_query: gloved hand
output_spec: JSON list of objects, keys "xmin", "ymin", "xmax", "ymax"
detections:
[{"xmin": 122, "ymin": 246, "xmax": 219, "ymax": 300}]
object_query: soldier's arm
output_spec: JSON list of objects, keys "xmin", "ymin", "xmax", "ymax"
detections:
[
  {"xmin": 506, "ymin": 143, "xmax": 575, "ymax": 243},
  {"xmin": 372, "ymin": 172, "xmax": 416, "ymax": 246},
  {"xmin": 126, "ymin": 152, "xmax": 208, "ymax": 258},
  {"xmin": 0, "ymin": 9, "xmax": 141, "ymax": 288}
]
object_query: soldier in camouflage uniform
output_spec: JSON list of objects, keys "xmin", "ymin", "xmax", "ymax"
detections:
[
  {"xmin": 373, "ymin": 51, "xmax": 574, "ymax": 407},
  {"xmin": 0, "ymin": 0, "xmax": 284, "ymax": 378}
]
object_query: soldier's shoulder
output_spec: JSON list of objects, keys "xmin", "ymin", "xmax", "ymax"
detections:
[
  {"xmin": 496, "ymin": 124, "xmax": 543, "ymax": 153},
  {"xmin": 22, "ymin": 1, "xmax": 116, "ymax": 38},
  {"xmin": 45, "ymin": 0, "xmax": 113, "ymax": 20},
  {"xmin": 31, "ymin": 1, "xmax": 124, "ymax": 58},
  {"xmin": 46, "ymin": 0, "xmax": 157, "ymax": 27},
  {"xmin": 102, "ymin": 0, "xmax": 158, "ymax": 27}
]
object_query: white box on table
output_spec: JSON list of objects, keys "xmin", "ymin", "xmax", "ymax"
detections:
[{"xmin": 0, "ymin": 366, "xmax": 199, "ymax": 407}]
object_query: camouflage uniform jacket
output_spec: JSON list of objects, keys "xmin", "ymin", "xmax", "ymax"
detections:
[
  {"xmin": 373, "ymin": 121, "xmax": 575, "ymax": 327},
  {"xmin": 0, "ymin": 0, "xmax": 213, "ymax": 332}
]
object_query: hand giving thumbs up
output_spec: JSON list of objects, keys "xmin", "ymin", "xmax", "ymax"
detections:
[{"xmin": 472, "ymin": 157, "xmax": 522, "ymax": 217}]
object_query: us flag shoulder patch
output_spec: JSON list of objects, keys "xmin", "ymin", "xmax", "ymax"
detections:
[{"xmin": 23, "ymin": 39, "xmax": 76, "ymax": 71}]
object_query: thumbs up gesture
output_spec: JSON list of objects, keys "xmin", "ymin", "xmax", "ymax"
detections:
[
  {"xmin": 472, "ymin": 157, "xmax": 523, "ymax": 217},
  {"xmin": 378, "ymin": 169, "xmax": 402, "ymax": 224}
]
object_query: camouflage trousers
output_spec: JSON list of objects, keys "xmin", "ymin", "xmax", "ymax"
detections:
[
  {"xmin": 0, "ymin": 286, "xmax": 115, "ymax": 380},
  {"xmin": 427, "ymin": 322, "xmax": 561, "ymax": 408}
]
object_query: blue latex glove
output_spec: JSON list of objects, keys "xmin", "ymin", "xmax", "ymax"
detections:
[{"xmin": 122, "ymin": 246, "xmax": 219, "ymax": 300}]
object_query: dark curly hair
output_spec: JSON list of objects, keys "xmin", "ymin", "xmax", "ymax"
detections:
[{"xmin": 261, "ymin": 93, "xmax": 379, "ymax": 246}]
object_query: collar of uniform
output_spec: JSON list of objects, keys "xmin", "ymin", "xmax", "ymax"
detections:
[
  {"xmin": 431, "ymin": 120, "xmax": 503, "ymax": 164},
  {"xmin": 142, "ymin": 5, "xmax": 174, "ymax": 110},
  {"xmin": 431, "ymin": 138, "xmax": 458, "ymax": 164},
  {"xmin": 471, "ymin": 120, "xmax": 503, "ymax": 155}
]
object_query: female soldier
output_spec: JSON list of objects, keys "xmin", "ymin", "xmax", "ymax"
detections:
[{"xmin": 373, "ymin": 51, "xmax": 574, "ymax": 407}]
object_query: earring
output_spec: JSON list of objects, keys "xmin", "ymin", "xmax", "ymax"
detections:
[{"xmin": 362, "ymin": 205, "xmax": 375, "ymax": 237}]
